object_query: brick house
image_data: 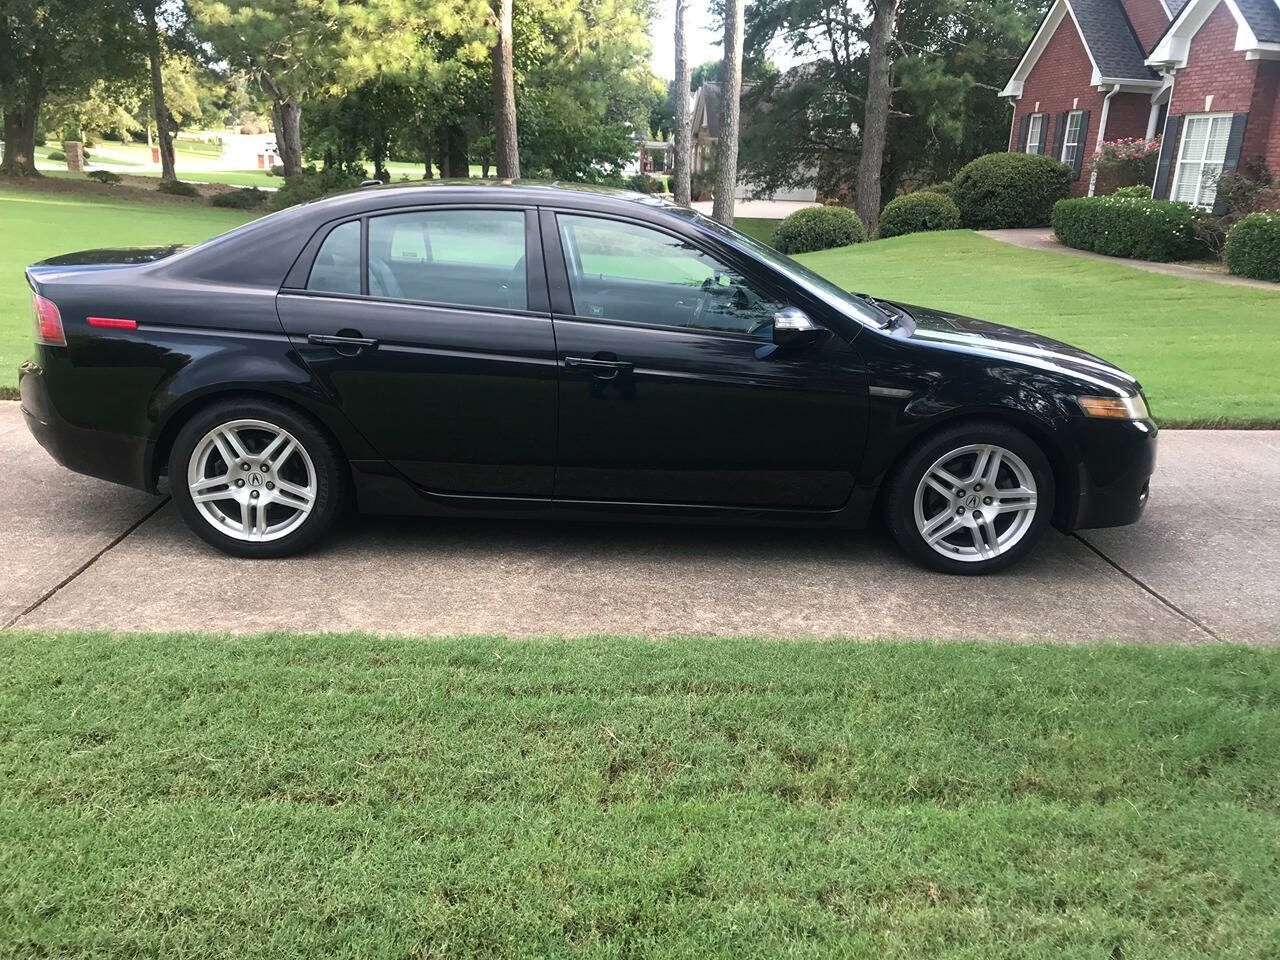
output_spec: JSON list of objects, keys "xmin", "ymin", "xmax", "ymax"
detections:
[{"xmin": 999, "ymin": 0, "xmax": 1280, "ymax": 207}]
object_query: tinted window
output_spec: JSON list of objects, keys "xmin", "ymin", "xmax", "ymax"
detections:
[
  {"xmin": 557, "ymin": 215, "xmax": 782, "ymax": 339},
  {"xmin": 306, "ymin": 220, "xmax": 361, "ymax": 295},
  {"xmin": 367, "ymin": 209, "xmax": 527, "ymax": 310}
]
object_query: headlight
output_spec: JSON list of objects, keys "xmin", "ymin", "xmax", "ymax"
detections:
[{"xmin": 1078, "ymin": 393, "xmax": 1150, "ymax": 420}]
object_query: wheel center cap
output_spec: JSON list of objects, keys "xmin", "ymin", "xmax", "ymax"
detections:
[
  {"xmin": 966, "ymin": 494, "xmax": 978, "ymax": 508},
  {"xmin": 248, "ymin": 472, "xmax": 263, "ymax": 487}
]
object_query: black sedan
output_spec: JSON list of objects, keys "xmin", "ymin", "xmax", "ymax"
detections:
[{"xmin": 19, "ymin": 183, "xmax": 1155, "ymax": 573}]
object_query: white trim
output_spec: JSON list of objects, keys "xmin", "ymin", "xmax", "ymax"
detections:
[
  {"xmin": 1146, "ymin": 0, "xmax": 1269, "ymax": 66},
  {"xmin": 1026, "ymin": 113, "xmax": 1046, "ymax": 153},
  {"xmin": 1000, "ymin": 0, "xmax": 1098, "ymax": 97},
  {"xmin": 1088, "ymin": 85, "xmax": 1121, "ymax": 196}
]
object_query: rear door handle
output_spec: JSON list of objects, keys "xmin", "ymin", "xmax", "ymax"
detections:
[
  {"xmin": 565, "ymin": 356, "xmax": 633, "ymax": 378},
  {"xmin": 307, "ymin": 333, "xmax": 379, "ymax": 348}
]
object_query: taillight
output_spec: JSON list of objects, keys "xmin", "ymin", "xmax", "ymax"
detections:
[{"xmin": 32, "ymin": 293, "xmax": 66, "ymax": 346}]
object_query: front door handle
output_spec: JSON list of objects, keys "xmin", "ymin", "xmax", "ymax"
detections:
[
  {"xmin": 564, "ymin": 356, "xmax": 633, "ymax": 379},
  {"xmin": 307, "ymin": 333, "xmax": 379, "ymax": 349}
]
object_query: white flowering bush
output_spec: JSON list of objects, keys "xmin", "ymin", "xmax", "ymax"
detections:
[{"xmin": 1052, "ymin": 195, "xmax": 1201, "ymax": 261}]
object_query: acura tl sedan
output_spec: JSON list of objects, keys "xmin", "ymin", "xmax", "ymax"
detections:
[{"xmin": 19, "ymin": 183, "xmax": 1155, "ymax": 574}]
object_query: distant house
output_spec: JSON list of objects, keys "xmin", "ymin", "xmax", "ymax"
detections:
[
  {"xmin": 999, "ymin": 0, "xmax": 1280, "ymax": 207},
  {"xmin": 689, "ymin": 81, "xmax": 819, "ymax": 203}
]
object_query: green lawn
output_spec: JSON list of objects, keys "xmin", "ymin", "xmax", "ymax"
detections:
[
  {"xmin": 2, "ymin": 186, "xmax": 1277, "ymax": 422},
  {"xmin": 2, "ymin": 631, "xmax": 1278, "ymax": 958},
  {"xmin": 0, "ymin": 185, "xmax": 255, "ymax": 392},
  {"xmin": 797, "ymin": 230, "xmax": 1280, "ymax": 426}
]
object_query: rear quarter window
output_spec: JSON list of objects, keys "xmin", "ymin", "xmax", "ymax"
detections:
[{"xmin": 306, "ymin": 221, "xmax": 361, "ymax": 295}]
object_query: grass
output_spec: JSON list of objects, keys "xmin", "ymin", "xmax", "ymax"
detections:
[
  {"xmin": 2, "ymin": 183, "xmax": 1277, "ymax": 422},
  {"xmin": 795, "ymin": 230, "xmax": 1280, "ymax": 426},
  {"xmin": 1, "ymin": 631, "xmax": 1278, "ymax": 958},
  {"xmin": 731, "ymin": 216, "xmax": 780, "ymax": 245},
  {"xmin": 0, "ymin": 184, "xmax": 255, "ymax": 394}
]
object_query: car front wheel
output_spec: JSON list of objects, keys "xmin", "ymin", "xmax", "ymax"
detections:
[
  {"xmin": 170, "ymin": 399, "xmax": 345, "ymax": 558},
  {"xmin": 885, "ymin": 421, "xmax": 1055, "ymax": 574}
]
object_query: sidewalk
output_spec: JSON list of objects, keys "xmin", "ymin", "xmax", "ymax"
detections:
[{"xmin": 978, "ymin": 228, "xmax": 1280, "ymax": 290}]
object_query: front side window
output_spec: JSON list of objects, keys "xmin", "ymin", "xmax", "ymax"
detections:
[
  {"xmin": 557, "ymin": 214, "xmax": 783, "ymax": 339},
  {"xmin": 306, "ymin": 220, "xmax": 361, "ymax": 295},
  {"xmin": 1061, "ymin": 111, "xmax": 1084, "ymax": 166},
  {"xmin": 1173, "ymin": 114, "xmax": 1232, "ymax": 209},
  {"xmin": 367, "ymin": 209, "xmax": 527, "ymax": 310},
  {"xmin": 1026, "ymin": 114, "xmax": 1044, "ymax": 154}
]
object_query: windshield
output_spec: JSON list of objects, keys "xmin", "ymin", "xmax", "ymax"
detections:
[{"xmin": 683, "ymin": 211, "xmax": 888, "ymax": 328}]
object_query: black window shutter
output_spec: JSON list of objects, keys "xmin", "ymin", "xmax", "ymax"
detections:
[
  {"xmin": 1212, "ymin": 112, "xmax": 1250, "ymax": 213},
  {"xmin": 1153, "ymin": 114, "xmax": 1182, "ymax": 199},
  {"xmin": 1073, "ymin": 109, "xmax": 1090, "ymax": 180},
  {"xmin": 1052, "ymin": 112, "xmax": 1067, "ymax": 161},
  {"xmin": 1037, "ymin": 115, "xmax": 1049, "ymax": 154},
  {"xmin": 1016, "ymin": 113, "xmax": 1031, "ymax": 152}
]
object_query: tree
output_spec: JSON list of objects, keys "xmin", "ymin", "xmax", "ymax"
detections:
[
  {"xmin": 855, "ymin": 0, "xmax": 902, "ymax": 235},
  {"xmin": 739, "ymin": 0, "xmax": 1039, "ymax": 213},
  {"xmin": 491, "ymin": 0, "xmax": 519, "ymax": 178},
  {"xmin": 712, "ymin": 0, "xmax": 744, "ymax": 225},
  {"xmin": 1, "ymin": 0, "xmax": 138, "ymax": 176},
  {"xmin": 136, "ymin": 0, "xmax": 179, "ymax": 179},
  {"xmin": 673, "ymin": 0, "xmax": 692, "ymax": 206}
]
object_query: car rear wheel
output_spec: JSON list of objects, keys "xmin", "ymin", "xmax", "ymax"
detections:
[
  {"xmin": 885, "ymin": 421, "xmax": 1055, "ymax": 574},
  {"xmin": 170, "ymin": 399, "xmax": 345, "ymax": 558}
]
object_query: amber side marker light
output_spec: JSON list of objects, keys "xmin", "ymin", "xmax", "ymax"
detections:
[{"xmin": 1078, "ymin": 394, "xmax": 1149, "ymax": 420}]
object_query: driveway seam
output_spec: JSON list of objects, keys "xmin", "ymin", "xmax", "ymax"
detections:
[
  {"xmin": 3, "ymin": 497, "xmax": 170, "ymax": 630},
  {"xmin": 1072, "ymin": 533, "xmax": 1223, "ymax": 642}
]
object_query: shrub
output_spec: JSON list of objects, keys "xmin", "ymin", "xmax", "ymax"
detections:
[
  {"xmin": 626, "ymin": 173, "xmax": 664, "ymax": 194},
  {"xmin": 1089, "ymin": 137, "xmax": 1161, "ymax": 194},
  {"xmin": 918, "ymin": 181, "xmax": 952, "ymax": 196},
  {"xmin": 156, "ymin": 178, "xmax": 200, "ymax": 197},
  {"xmin": 1113, "ymin": 184, "xmax": 1151, "ymax": 198},
  {"xmin": 267, "ymin": 167, "xmax": 361, "ymax": 211},
  {"xmin": 267, "ymin": 164, "xmax": 284, "ymax": 177},
  {"xmin": 1224, "ymin": 213, "xmax": 1280, "ymax": 282},
  {"xmin": 690, "ymin": 173, "xmax": 714, "ymax": 203},
  {"xmin": 952, "ymin": 152, "xmax": 1073, "ymax": 229},
  {"xmin": 878, "ymin": 191, "xmax": 961, "ymax": 238},
  {"xmin": 86, "ymin": 170, "xmax": 122, "ymax": 185},
  {"xmin": 772, "ymin": 205, "xmax": 867, "ymax": 254},
  {"xmin": 1051, "ymin": 196, "xmax": 1201, "ymax": 262},
  {"xmin": 210, "ymin": 186, "xmax": 267, "ymax": 209},
  {"xmin": 47, "ymin": 149, "xmax": 66, "ymax": 161}
]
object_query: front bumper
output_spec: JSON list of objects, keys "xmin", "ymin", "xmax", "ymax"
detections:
[
  {"xmin": 1070, "ymin": 417, "xmax": 1157, "ymax": 530},
  {"xmin": 19, "ymin": 361, "xmax": 151, "ymax": 490}
]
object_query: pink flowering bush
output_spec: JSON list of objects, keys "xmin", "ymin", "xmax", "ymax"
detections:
[{"xmin": 1089, "ymin": 137, "xmax": 1161, "ymax": 194}]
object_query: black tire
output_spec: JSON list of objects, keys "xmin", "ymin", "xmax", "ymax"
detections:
[
  {"xmin": 169, "ymin": 398, "xmax": 346, "ymax": 558},
  {"xmin": 883, "ymin": 420, "xmax": 1055, "ymax": 575}
]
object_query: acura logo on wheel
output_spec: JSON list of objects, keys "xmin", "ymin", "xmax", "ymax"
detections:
[{"xmin": 248, "ymin": 473, "xmax": 263, "ymax": 486}]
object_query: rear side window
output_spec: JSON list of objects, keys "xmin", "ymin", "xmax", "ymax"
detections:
[
  {"xmin": 306, "ymin": 220, "xmax": 361, "ymax": 295},
  {"xmin": 367, "ymin": 209, "xmax": 527, "ymax": 311}
]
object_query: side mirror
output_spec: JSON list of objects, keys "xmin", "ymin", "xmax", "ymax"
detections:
[{"xmin": 772, "ymin": 306, "xmax": 824, "ymax": 348}]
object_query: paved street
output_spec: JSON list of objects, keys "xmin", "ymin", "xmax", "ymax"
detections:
[{"xmin": 2, "ymin": 401, "xmax": 1275, "ymax": 643}]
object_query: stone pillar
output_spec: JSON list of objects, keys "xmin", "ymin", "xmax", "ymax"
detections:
[{"xmin": 62, "ymin": 140, "xmax": 85, "ymax": 173}]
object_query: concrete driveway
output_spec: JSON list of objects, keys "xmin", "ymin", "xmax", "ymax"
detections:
[{"xmin": 2, "ymin": 401, "xmax": 1275, "ymax": 643}]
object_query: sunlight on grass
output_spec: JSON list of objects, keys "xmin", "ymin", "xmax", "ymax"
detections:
[{"xmin": 2, "ymin": 631, "xmax": 1278, "ymax": 958}]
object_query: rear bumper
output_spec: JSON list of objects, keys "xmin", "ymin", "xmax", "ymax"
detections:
[
  {"xmin": 19, "ymin": 361, "xmax": 151, "ymax": 490},
  {"xmin": 1070, "ymin": 417, "xmax": 1157, "ymax": 530}
]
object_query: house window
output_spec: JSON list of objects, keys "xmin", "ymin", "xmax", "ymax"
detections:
[
  {"xmin": 1026, "ymin": 114, "xmax": 1044, "ymax": 154},
  {"xmin": 1172, "ymin": 113, "xmax": 1233, "ymax": 209},
  {"xmin": 1061, "ymin": 111, "xmax": 1084, "ymax": 166}
]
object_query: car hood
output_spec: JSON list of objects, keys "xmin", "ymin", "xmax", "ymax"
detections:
[{"xmin": 891, "ymin": 301, "xmax": 1141, "ymax": 395}]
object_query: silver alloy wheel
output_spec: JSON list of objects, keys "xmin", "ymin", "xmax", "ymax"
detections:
[
  {"xmin": 912, "ymin": 443, "xmax": 1038, "ymax": 563},
  {"xmin": 186, "ymin": 419, "xmax": 317, "ymax": 543}
]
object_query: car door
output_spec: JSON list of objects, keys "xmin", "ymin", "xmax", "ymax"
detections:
[
  {"xmin": 276, "ymin": 205, "xmax": 557, "ymax": 497},
  {"xmin": 542, "ymin": 209, "xmax": 867, "ymax": 508}
]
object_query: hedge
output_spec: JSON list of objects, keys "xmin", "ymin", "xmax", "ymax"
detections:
[
  {"xmin": 1051, "ymin": 196, "xmax": 1201, "ymax": 262},
  {"xmin": 878, "ymin": 191, "xmax": 960, "ymax": 238},
  {"xmin": 772, "ymin": 206, "xmax": 867, "ymax": 254},
  {"xmin": 156, "ymin": 179, "xmax": 200, "ymax": 197},
  {"xmin": 210, "ymin": 186, "xmax": 268, "ymax": 209},
  {"xmin": 1224, "ymin": 213, "xmax": 1280, "ymax": 282},
  {"xmin": 952, "ymin": 152, "xmax": 1073, "ymax": 229}
]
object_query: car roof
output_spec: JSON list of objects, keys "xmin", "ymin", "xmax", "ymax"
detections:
[{"xmin": 315, "ymin": 179, "xmax": 675, "ymax": 216}]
